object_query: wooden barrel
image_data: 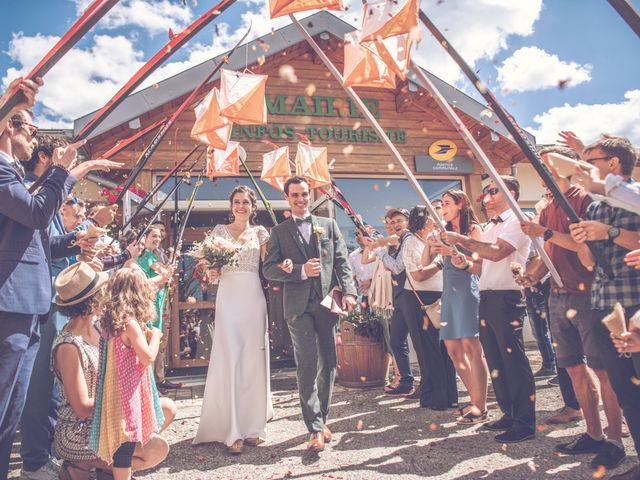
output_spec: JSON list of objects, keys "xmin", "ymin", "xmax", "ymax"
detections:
[{"xmin": 336, "ymin": 321, "xmax": 389, "ymax": 388}]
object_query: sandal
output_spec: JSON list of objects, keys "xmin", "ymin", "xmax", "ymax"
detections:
[
  {"xmin": 245, "ymin": 437, "xmax": 264, "ymax": 447},
  {"xmin": 383, "ymin": 383, "xmax": 399, "ymax": 393},
  {"xmin": 456, "ymin": 407, "xmax": 489, "ymax": 425},
  {"xmin": 227, "ymin": 439, "xmax": 244, "ymax": 455},
  {"xmin": 451, "ymin": 402, "xmax": 472, "ymax": 418}
]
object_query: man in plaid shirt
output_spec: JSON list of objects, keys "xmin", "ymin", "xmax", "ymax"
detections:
[{"xmin": 570, "ymin": 135, "xmax": 640, "ymax": 480}]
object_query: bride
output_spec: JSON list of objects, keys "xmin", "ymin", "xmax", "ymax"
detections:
[{"xmin": 193, "ymin": 185, "xmax": 274, "ymax": 454}]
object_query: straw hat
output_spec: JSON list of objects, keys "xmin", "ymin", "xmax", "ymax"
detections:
[{"xmin": 54, "ymin": 262, "xmax": 109, "ymax": 306}]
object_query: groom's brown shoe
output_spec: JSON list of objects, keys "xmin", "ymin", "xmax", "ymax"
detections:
[
  {"xmin": 323, "ymin": 425, "xmax": 332, "ymax": 443},
  {"xmin": 307, "ymin": 432, "xmax": 325, "ymax": 451}
]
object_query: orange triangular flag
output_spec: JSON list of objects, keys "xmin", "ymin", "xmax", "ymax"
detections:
[
  {"xmin": 361, "ymin": 0, "xmax": 419, "ymax": 42},
  {"xmin": 269, "ymin": 0, "xmax": 344, "ymax": 19},
  {"xmin": 218, "ymin": 69, "xmax": 268, "ymax": 126},
  {"xmin": 295, "ymin": 143, "xmax": 331, "ymax": 189},
  {"xmin": 191, "ymin": 88, "xmax": 232, "ymax": 149},
  {"xmin": 206, "ymin": 141, "xmax": 240, "ymax": 179},
  {"xmin": 343, "ymin": 32, "xmax": 396, "ymax": 89},
  {"xmin": 374, "ymin": 33, "xmax": 413, "ymax": 80},
  {"xmin": 261, "ymin": 146, "xmax": 291, "ymax": 192}
]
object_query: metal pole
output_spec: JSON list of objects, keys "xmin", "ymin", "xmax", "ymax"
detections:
[
  {"xmin": 238, "ymin": 146, "xmax": 279, "ymax": 226},
  {"xmin": 409, "ymin": 62, "xmax": 563, "ymax": 286},
  {"xmin": 418, "ymin": 9, "xmax": 613, "ymax": 279},
  {"xmin": 289, "ymin": 14, "xmax": 445, "ymax": 231},
  {"xmin": 608, "ymin": 0, "xmax": 640, "ymax": 38}
]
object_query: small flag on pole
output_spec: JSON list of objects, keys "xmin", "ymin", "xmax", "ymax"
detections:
[
  {"xmin": 191, "ymin": 88, "xmax": 232, "ymax": 149},
  {"xmin": 206, "ymin": 141, "xmax": 240, "ymax": 179},
  {"xmin": 361, "ymin": 0, "xmax": 419, "ymax": 42},
  {"xmin": 218, "ymin": 69, "xmax": 268, "ymax": 125},
  {"xmin": 295, "ymin": 142, "xmax": 331, "ymax": 189},
  {"xmin": 343, "ymin": 32, "xmax": 396, "ymax": 88},
  {"xmin": 261, "ymin": 146, "xmax": 292, "ymax": 192},
  {"xmin": 269, "ymin": 0, "xmax": 344, "ymax": 19}
]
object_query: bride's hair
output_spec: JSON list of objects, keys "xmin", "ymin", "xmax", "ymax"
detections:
[{"xmin": 228, "ymin": 185, "xmax": 258, "ymax": 224}]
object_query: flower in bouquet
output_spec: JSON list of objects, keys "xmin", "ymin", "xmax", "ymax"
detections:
[{"xmin": 188, "ymin": 232, "xmax": 240, "ymax": 272}]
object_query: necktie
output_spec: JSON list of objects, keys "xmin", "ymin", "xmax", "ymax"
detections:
[{"xmin": 295, "ymin": 216, "xmax": 311, "ymax": 226}]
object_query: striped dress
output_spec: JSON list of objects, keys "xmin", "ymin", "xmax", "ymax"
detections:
[{"xmin": 89, "ymin": 333, "xmax": 164, "ymax": 463}]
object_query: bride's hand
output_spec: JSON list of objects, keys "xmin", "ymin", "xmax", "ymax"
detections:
[{"xmin": 279, "ymin": 259, "xmax": 293, "ymax": 274}]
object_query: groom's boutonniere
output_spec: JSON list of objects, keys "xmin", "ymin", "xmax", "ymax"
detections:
[{"xmin": 313, "ymin": 225, "xmax": 325, "ymax": 237}]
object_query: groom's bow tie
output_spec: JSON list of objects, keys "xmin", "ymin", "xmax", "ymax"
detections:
[
  {"xmin": 294, "ymin": 216, "xmax": 311, "ymax": 226},
  {"xmin": 490, "ymin": 216, "xmax": 503, "ymax": 224}
]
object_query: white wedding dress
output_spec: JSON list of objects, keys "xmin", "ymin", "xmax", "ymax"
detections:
[{"xmin": 193, "ymin": 224, "xmax": 274, "ymax": 447}]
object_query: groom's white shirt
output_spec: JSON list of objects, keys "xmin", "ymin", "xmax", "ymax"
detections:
[
  {"xmin": 292, "ymin": 214, "xmax": 313, "ymax": 280},
  {"xmin": 292, "ymin": 214, "xmax": 312, "ymax": 243}
]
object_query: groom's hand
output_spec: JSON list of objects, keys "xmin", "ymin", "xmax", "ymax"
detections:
[
  {"xmin": 342, "ymin": 294, "xmax": 357, "ymax": 313},
  {"xmin": 304, "ymin": 258, "xmax": 321, "ymax": 277}
]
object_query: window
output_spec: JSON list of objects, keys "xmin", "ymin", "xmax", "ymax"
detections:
[
  {"xmin": 331, "ymin": 178, "xmax": 462, "ymax": 248},
  {"xmin": 155, "ymin": 175, "xmax": 283, "ymax": 201}
]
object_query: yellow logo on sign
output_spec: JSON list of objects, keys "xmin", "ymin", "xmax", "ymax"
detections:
[{"xmin": 428, "ymin": 140, "xmax": 457, "ymax": 162}]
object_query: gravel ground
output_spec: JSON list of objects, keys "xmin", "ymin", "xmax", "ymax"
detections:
[{"xmin": 9, "ymin": 350, "xmax": 638, "ymax": 479}]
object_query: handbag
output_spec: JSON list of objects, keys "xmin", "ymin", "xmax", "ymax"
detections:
[{"xmin": 406, "ymin": 274, "xmax": 441, "ymax": 329}]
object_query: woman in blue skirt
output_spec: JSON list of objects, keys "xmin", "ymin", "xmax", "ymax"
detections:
[{"xmin": 434, "ymin": 189, "xmax": 488, "ymax": 424}]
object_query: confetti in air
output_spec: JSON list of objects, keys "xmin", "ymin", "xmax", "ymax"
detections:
[{"xmin": 279, "ymin": 65, "xmax": 298, "ymax": 83}]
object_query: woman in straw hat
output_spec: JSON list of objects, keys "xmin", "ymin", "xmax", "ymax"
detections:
[{"xmin": 52, "ymin": 262, "xmax": 174, "ymax": 480}]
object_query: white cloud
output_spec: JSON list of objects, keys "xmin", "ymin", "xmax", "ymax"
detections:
[
  {"xmin": 2, "ymin": 32, "xmax": 144, "ymax": 127},
  {"xmin": 3, "ymin": 0, "xmax": 545, "ymax": 128},
  {"xmin": 407, "ymin": 0, "xmax": 543, "ymax": 86},
  {"xmin": 528, "ymin": 90, "xmax": 640, "ymax": 145},
  {"xmin": 496, "ymin": 46, "xmax": 591, "ymax": 93},
  {"xmin": 73, "ymin": 0, "xmax": 194, "ymax": 35}
]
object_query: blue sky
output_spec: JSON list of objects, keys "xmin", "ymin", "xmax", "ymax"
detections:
[{"xmin": 1, "ymin": 0, "xmax": 638, "ymax": 145}]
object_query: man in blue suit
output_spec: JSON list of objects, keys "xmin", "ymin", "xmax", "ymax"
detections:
[{"xmin": 0, "ymin": 91, "xmax": 81, "ymax": 476}]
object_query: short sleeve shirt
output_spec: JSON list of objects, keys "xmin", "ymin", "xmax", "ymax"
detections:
[
  {"xmin": 401, "ymin": 234, "xmax": 443, "ymax": 291},
  {"xmin": 584, "ymin": 191, "xmax": 640, "ymax": 309},
  {"xmin": 479, "ymin": 209, "xmax": 531, "ymax": 291},
  {"xmin": 538, "ymin": 186, "xmax": 594, "ymax": 293}
]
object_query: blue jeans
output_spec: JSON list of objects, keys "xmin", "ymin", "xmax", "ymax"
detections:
[
  {"xmin": 389, "ymin": 307, "xmax": 413, "ymax": 386},
  {"xmin": 20, "ymin": 307, "xmax": 66, "ymax": 471},
  {"xmin": 0, "ymin": 312, "xmax": 40, "ymax": 480},
  {"xmin": 525, "ymin": 279, "xmax": 556, "ymax": 371}
]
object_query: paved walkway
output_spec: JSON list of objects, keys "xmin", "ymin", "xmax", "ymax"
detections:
[{"xmin": 9, "ymin": 352, "xmax": 638, "ymax": 479}]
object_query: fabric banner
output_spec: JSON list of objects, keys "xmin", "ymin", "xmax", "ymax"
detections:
[
  {"xmin": 218, "ymin": 69, "xmax": 268, "ymax": 125},
  {"xmin": 261, "ymin": 146, "xmax": 292, "ymax": 191},
  {"xmin": 343, "ymin": 32, "xmax": 396, "ymax": 88},
  {"xmin": 295, "ymin": 142, "xmax": 331, "ymax": 188},
  {"xmin": 269, "ymin": 0, "xmax": 344, "ymax": 19}
]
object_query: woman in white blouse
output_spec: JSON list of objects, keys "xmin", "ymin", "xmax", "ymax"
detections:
[{"xmin": 400, "ymin": 206, "xmax": 458, "ymax": 410}]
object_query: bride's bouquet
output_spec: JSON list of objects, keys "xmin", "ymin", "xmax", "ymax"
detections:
[{"xmin": 188, "ymin": 232, "xmax": 240, "ymax": 274}]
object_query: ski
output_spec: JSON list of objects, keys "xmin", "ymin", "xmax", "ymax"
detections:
[
  {"xmin": 0, "ymin": 0, "xmax": 119, "ymax": 120},
  {"xmin": 112, "ymin": 22, "xmax": 253, "ymax": 204}
]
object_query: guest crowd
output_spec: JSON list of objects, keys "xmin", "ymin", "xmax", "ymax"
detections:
[{"xmin": 1, "ymin": 74, "xmax": 640, "ymax": 480}]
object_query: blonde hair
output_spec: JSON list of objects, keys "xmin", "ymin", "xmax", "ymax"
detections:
[{"xmin": 100, "ymin": 268, "xmax": 157, "ymax": 336}]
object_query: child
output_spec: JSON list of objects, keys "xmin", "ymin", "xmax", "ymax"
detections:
[{"xmin": 90, "ymin": 268, "xmax": 166, "ymax": 480}]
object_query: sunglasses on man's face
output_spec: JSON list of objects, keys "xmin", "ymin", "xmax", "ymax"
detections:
[
  {"xmin": 484, "ymin": 187, "xmax": 500, "ymax": 196},
  {"xmin": 12, "ymin": 120, "xmax": 38, "ymax": 140}
]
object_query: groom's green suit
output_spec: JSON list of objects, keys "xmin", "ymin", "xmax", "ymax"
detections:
[{"xmin": 263, "ymin": 215, "xmax": 356, "ymax": 433}]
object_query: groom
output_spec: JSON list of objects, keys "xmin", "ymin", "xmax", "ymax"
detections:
[{"xmin": 264, "ymin": 176, "xmax": 357, "ymax": 452}]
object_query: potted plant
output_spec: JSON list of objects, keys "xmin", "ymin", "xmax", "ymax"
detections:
[{"xmin": 336, "ymin": 308, "xmax": 390, "ymax": 388}]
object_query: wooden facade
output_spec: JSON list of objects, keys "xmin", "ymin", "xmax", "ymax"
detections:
[{"xmin": 79, "ymin": 27, "xmax": 526, "ymax": 371}]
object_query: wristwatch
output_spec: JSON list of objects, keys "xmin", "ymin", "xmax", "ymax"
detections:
[
  {"xmin": 543, "ymin": 229, "xmax": 554, "ymax": 241},
  {"xmin": 608, "ymin": 227, "xmax": 621, "ymax": 241}
]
